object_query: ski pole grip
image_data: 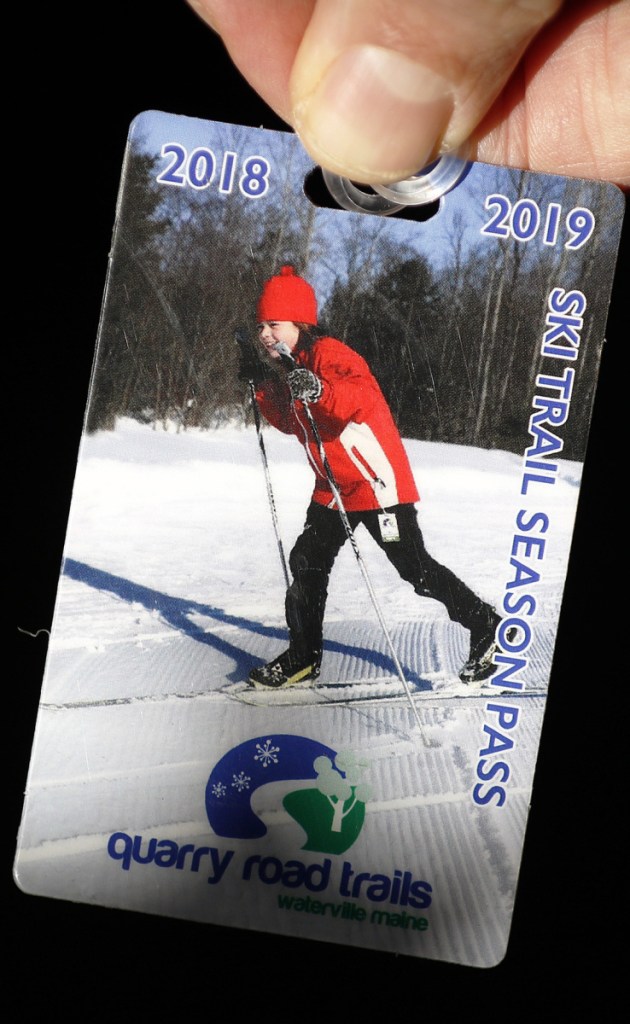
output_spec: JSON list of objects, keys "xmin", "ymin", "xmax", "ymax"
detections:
[{"xmin": 274, "ymin": 342, "xmax": 296, "ymax": 370}]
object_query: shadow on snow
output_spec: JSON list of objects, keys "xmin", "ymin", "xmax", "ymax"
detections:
[{"xmin": 63, "ymin": 558, "xmax": 428, "ymax": 688}]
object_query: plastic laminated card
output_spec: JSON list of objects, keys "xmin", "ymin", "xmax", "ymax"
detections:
[{"xmin": 15, "ymin": 111, "xmax": 624, "ymax": 968}]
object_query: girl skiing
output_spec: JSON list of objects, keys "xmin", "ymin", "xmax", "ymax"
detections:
[{"xmin": 239, "ymin": 265, "xmax": 502, "ymax": 688}]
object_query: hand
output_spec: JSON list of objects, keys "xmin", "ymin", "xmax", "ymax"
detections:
[
  {"xmin": 287, "ymin": 368, "xmax": 322, "ymax": 403},
  {"xmin": 187, "ymin": 0, "xmax": 629, "ymax": 187},
  {"xmin": 235, "ymin": 330, "xmax": 270, "ymax": 385}
]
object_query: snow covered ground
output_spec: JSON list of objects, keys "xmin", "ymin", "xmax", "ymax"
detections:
[
  {"xmin": 15, "ymin": 418, "xmax": 582, "ymax": 967},
  {"xmin": 47, "ymin": 418, "xmax": 578, "ymax": 693}
]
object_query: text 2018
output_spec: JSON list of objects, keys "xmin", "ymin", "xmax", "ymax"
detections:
[{"xmin": 156, "ymin": 143, "xmax": 270, "ymax": 198}]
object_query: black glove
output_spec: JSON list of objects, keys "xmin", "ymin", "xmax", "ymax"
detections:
[
  {"xmin": 287, "ymin": 368, "xmax": 322, "ymax": 403},
  {"xmin": 235, "ymin": 328, "xmax": 270, "ymax": 385}
]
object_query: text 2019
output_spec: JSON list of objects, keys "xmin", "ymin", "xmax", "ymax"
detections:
[{"xmin": 481, "ymin": 194, "xmax": 595, "ymax": 250}]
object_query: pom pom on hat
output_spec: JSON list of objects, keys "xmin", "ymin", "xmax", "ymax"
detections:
[{"xmin": 257, "ymin": 265, "xmax": 318, "ymax": 325}]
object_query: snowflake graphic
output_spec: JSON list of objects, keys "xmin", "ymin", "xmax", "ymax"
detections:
[
  {"xmin": 211, "ymin": 782, "xmax": 227, "ymax": 798},
  {"xmin": 254, "ymin": 738, "xmax": 281, "ymax": 768},
  {"xmin": 231, "ymin": 771, "xmax": 251, "ymax": 792}
]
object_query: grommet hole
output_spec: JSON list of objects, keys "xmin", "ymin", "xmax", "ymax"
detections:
[{"xmin": 304, "ymin": 167, "xmax": 440, "ymax": 222}]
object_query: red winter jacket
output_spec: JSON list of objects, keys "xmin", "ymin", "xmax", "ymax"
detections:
[{"xmin": 255, "ymin": 336, "xmax": 420, "ymax": 512}]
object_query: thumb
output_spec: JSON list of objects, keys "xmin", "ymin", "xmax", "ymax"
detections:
[{"xmin": 290, "ymin": 0, "xmax": 563, "ymax": 184}]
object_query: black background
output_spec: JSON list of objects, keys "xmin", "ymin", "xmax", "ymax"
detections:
[{"xmin": 13, "ymin": 1, "xmax": 624, "ymax": 1012}]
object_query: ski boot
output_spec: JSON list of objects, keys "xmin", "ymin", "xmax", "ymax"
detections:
[
  {"xmin": 460, "ymin": 619, "xmax": 516, "ymax": 683},
  {"xmin": 248, "ymin": 648, "xmax": 322, "ymax": 689}
]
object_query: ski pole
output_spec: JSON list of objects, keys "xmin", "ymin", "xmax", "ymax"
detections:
[
  {"xmin": 275, "ymin": 343, "xmax": 429, "ymax": 740},
  {"xmin": 249, "ymin": 381, "xmax": 291, "ymax": 588},
  {"xmin": 235, "ymin": 330, "xmax": 290, "ymax": 588}
]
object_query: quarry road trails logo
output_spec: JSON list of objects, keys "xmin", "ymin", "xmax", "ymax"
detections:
[
  {"xmin": 206, "ymin": 734, "xmax": 370, "ymax": 855},
  {"xmin": 106, "ymin": 733, "xmax": 434, "ymax": 928}
]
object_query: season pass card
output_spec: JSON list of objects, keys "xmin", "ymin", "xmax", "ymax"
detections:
[{"xmin": 15, "ymin": 111, "xmax": 624, "ymax": 968}]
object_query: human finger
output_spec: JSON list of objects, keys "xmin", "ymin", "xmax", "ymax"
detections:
[
  {"xmin": 186, "ymin": 0, "xmax": 315, "ymax": 125},
  {"xmin": 475, "ymin": 0, "xmax": 630, "ymax": 188},
  {"xmin": 188, "ymin": 0, "xmax": 628, "ymax": 188},
  {"xmin": 288, "ymin": 0, "xmax": 563, "ymax": 183}
]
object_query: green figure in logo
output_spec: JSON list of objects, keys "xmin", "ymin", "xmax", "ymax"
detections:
[{"xmin": 283, "ymin": 751, "xmax": 371, "ymax": 855}]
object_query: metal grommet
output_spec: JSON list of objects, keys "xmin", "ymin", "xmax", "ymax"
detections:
[
  {"xmin": 321, "ymin": 169, "xmax": 406, "ymax": 216},
  {"xmin": 372, "ymin": 146, "xmax": 470, "ymax": 206}
]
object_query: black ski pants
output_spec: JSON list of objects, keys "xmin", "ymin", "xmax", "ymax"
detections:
[{"xmin": 286, "ymin": 501, "xmax": 496, "ymax": 660}]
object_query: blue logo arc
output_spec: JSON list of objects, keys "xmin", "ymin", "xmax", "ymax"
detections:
[{"xmin": 206, "ymin": 734, "xmax": 336, "ymax": 839}]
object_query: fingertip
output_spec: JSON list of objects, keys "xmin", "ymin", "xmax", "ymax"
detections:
[
  {"xmin": 291, "ymin": 44, "xmax": 454, "ymax": 184},
  {"xmin": 185, "ymin": 0, "xmax": 220, "ymax": 33}
]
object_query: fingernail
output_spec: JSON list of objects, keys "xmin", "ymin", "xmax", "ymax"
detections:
[{"xmin": 293, "ymin": 44, "xmax": 453, "ymax": 184}]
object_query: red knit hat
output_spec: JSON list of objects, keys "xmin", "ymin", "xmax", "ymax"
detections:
[{"xmin": 256, "ymin": 265, "xmax": 318, "ymax": 325}]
